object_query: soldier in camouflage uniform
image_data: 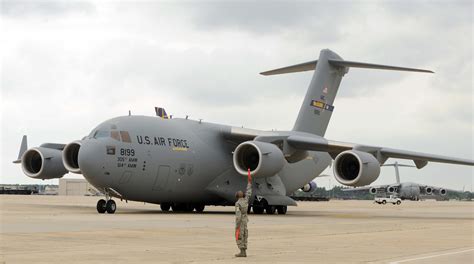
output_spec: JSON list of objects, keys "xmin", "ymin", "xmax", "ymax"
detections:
[{"xmin": 234, "ymin": 170, "xmax": 253, "ymax": 257}]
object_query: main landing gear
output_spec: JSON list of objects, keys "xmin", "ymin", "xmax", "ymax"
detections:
[
  {"xmin": 160, "ymin": 202, "xmax": 206, "ymax": 213},
  {"xmin": 251, "ymin": 203, "xmax": 287, "ymax": 215}
]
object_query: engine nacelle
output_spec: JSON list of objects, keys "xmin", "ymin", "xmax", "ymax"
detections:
[
  {"xmin": 369, "ymin": 187, "xmax": 377, "ymax": 194},
  {"xmin": 333, "ymin": 150, "xmax": 380, "ymax": 187},
  {"xmin": 438, "ymin": 188, "xmax": 447, "ymax": 196},
  {"xmin": 233, "ymin": 141, "xmax": 285, "ymax": 178},
  {"xmin": 62, "ymin": 141, "xmax": 82, "ymax": 174},
  {"xmin": 387, "ymin": 186, "xmax": 397, "ymax": 193},
  {"xmin": 21, "ymin": 147, "xmax": 68, "ymax": 179},
  {"xmin": 425, "ymin": 187, "xmax": 433, "ymax": 195},
  {"xmin": 302, "ymin": 181, "xmax": 317, "ymax": 192}
]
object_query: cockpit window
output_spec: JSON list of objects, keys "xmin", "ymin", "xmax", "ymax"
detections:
[
  {"xmin": 120, "ymin": 131, "xmax": 131, "ymax": 143},
  {"xmin": 93, "ymin": 130, "xmax": 109, "ymax": 139},
  {"xmin": 111, "ymin": 131, "xmax": 121, "ymax": 141}
]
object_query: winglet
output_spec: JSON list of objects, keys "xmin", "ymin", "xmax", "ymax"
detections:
[{"xmin": 13, "ymin": 135, "xmax": 27, "ymax": 164}]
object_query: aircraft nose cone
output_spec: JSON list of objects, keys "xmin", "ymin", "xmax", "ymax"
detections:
[{"xmin": 78, "ymin": 140, "xmax": 105, "ymax": 179}]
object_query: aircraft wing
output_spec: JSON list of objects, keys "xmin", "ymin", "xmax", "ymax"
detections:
[
  {"xmin": 285, "ymin": 135, "xmax": 474, "ymax": 168},
  {"xmin": 224, "ymin": 128, "xmax": 474, "ymax": 168}
]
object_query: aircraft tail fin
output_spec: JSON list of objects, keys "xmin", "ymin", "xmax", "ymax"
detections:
[
  {"xmin": 261, "ymin": 49, "xmax": 433, "ymax": 136},
  {"xmin": 13, "ymin": 135, "xmax": 27, "ymax": 164}
]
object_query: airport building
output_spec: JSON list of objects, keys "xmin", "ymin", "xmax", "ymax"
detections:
[{"xmin": 58, "ymin": 178, "xmax": 100, "ymax": 196}]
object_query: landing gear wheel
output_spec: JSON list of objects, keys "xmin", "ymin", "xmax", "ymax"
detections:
[
  {"xmin": 160, "ymin": 203, "xmax": 171, "ymax": 212},
  {"xmin": 106, "ymin": 200, "xmax": 116, "ymax": 214},
  {"xmin": 265, "ymin": 205, "xmax": 276, "ymax": 215},
  {"xmin": 171, "ymin": 204, "xmax": 182, "ymax": 212},
  {"xmin": 276, "ymin": 205, "xmax": 287, "ymax": 215},
  {"xmin": 253, "ymin": 205, "xmax": 264, "ymax": 214},
  {"xmin": 97, "ymin": 199, "xmax": 106, "ymax": 214},
  {"xmin": 194, "ymin": 204, "xmax": 205, "ymax": 213},
  {"xmin": 184, "ymin": 204, "xmax": 194, "ymax": 212}
]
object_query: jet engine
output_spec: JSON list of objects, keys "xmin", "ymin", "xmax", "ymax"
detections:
[
  {"xmin": 233, "ymin": 141, "xmax": 285, "ymax": 178},
  {"xmin": 369, "ymin": 187, "xmax": 377, "ymax": 194},
  {"xmin": 425, "ymin": 187, "xmax": 433, "ymax": 195},
  {"xmin": 438, "ymin": 188, "xmax": 447, "ymax": 196},
  {"xmin": 387, "ymin": 186, "xmax": 397, "ymax": 193},
  {"xmin": 62, "ymin": 141, "xmax": 82, "ymax": 174},
  {"xmin": 333, "ymin": 150, "xmax": 380, "ymax": 187},
  {"xmin": 21, "ymin": 147, "xmax": 68, "ymax": 179},
  {"xmin": 302, "ymin": 181, "xmax": 317, "ymax": 192}
]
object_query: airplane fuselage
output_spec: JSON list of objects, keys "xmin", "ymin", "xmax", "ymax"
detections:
[{"xmin": 78, "ymin": 116, "xmax": 331, "ymax": 206}]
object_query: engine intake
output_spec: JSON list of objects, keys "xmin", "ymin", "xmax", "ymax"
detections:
[
  {"xmin": 333, "ymin": 150, "xmax": 380, "ymax": 187},
  {"xmin": 425, "ymin": 187, "xmax": 433, "ymax": 195},
  {"xmin": 62, "ymin": 141, "xmax": 82, "ymax": 174},
  {"xmin": 369, "ymin": 187, "xmax": 377, "ymax": 194},
  {"xmin": 233, "ymin": 141, "xmax": 285, "ymax": 178},
  {"xmin": 21, "ymin": 147, "xmax": 67, "ymax": 179},
  {"xmin": 387, "ymin": 186, "xmax": 397, "ymax": 193}
]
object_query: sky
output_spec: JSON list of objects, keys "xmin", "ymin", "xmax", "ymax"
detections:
[{"xmin": 1, "ymin": 0, "xmax": 472, "ymax": 191}]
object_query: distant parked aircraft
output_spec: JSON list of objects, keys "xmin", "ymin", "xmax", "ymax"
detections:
[{"xmin": 343, "ymin": 162, "xmax": 450, "ymax": 200}]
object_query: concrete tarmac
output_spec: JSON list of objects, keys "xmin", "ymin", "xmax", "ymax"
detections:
[{"xmin": 0, "ymin": 196, "xmax": 473, "ymax": 263}]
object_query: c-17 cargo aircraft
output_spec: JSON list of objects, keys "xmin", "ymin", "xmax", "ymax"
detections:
[
  {"xmin": 343, "ymin": 162, "xmax": 453, "ymax": 201},
  {"xmin": 13, "ymin": 49, "xmax": 474, "ymax": 214}
]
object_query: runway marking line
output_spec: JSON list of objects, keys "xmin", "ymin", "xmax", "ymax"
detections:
[{"xmin": 389, "ymin": 248, "xmax": 474, "ymax": 263}]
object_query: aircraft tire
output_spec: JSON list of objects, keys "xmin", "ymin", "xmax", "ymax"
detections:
[
  {"xmin": 106, "ymin": 200, "xmax": 116, "ymax": 214},
  {"xmin": 184, "ymin": 204, "xmax": 194, "ymax": 212},
  {"xmin": 160, "ymin": 203, "xmax": 171, "ymax": 212},
  {"xmin": 265, "ymin": 205, "xmax": 276, "ymax": 215},
  {"xmin": 276, "ymin": 205, "xmax": 287, "ymax": 215},
  {"xmin": 194, "ymin": 204, "xmax": 205, "ymax": 213},
  {"xmin": 253, "ymin": 205, "xmax": 264, "ymax": 214},
  {"xmin": 97, "ymin": 199, "xmax": 106, "ymax": 214},
  {"xmin": 171, "ymin": 204, "xmax": 183, "ymax": 212}
]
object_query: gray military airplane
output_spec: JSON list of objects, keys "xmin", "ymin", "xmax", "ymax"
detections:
[
  {"xmin": 13, "ymin": 49, "xmax": 474, "ymax": 214},
  {"xmin": 343, "ymin": 161, "xmax": 450, "ymax": 200}
]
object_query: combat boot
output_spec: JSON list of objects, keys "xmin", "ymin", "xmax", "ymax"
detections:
[{"xmin": 235, "ymin": 249, "xmax": 247, "ymax": 257}]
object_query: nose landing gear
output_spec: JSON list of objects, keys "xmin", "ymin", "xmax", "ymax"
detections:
[
  {"xmin": 96, "ymin": 190, "xmax": 117, "ymax": 214},
  {"xmin": 96, "ymin": 199, "xmax": 116, "ymax": 214}
]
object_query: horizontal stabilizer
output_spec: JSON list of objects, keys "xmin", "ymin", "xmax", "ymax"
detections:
[
  {"xmin": 260, "ymin": 60, "xmax": 317, "ymax": 75},
  {"xmin": 260, "ymin": 59, "xmax": 433, "ymax": 76},
  {"xmin": 328, "ymin": 60, "xmax": 434, "ymax": 73}
]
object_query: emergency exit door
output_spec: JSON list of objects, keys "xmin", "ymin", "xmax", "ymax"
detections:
[{"xmin": 153, "ymin": 165, "xmax": 170, "ymax": 191}]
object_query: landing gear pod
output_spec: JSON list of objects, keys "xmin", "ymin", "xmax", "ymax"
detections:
[{"xmin": 233, "ymin": 141, "xmax": 285, "ymax": 178}]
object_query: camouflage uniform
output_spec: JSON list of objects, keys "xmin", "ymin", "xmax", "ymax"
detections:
[{"xmin": 235, "ymin": 182, "xmax": 252, "ymax": 250}]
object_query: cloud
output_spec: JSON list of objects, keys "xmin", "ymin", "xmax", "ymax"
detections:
[
  {"xmin": 1, "ymin": 1, "xmax": 472, "ymax": 190},
  {"xmin": 1, "ymin": 0, "xmax": 95, "ymax": 17}
]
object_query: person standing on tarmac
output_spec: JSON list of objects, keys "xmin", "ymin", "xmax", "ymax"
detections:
[{"xmin": 234, "ymin": 169, "xmax": 253, "ymax": 258}]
